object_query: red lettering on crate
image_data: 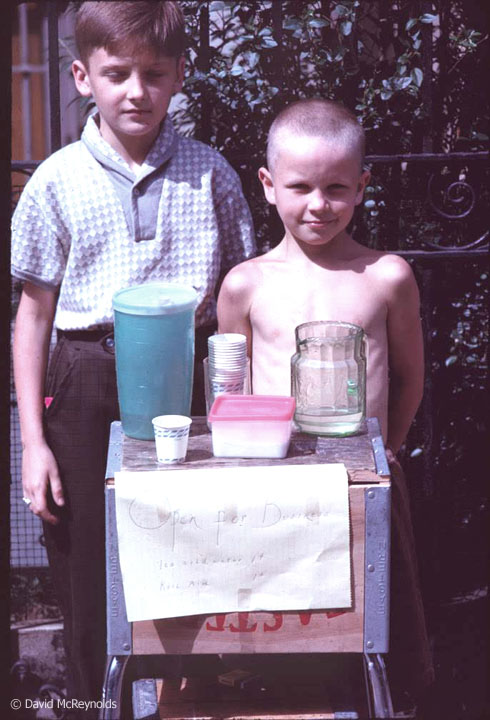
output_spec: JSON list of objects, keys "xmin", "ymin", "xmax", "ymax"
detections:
[
  {"xmin": 263, "ymin": 613, "xmax": 283, "ymax": 632},
  {"xmin": 205, "ymin": 609, "xmax": 349, "ymax": 634},
  {"xmin": 229, "ymin": 613, "xmax": 258, "ymax": 632},
  {"xmin": 298, "ymin": 612, "xmax": 313, "ymax": 626},
  {"xmin": 326, "ymin": 610, "xmax": 347, "ymax": 619},
  {"xmin": 205, "ymin": 614, "xmax": 226, "ymax": 631}
]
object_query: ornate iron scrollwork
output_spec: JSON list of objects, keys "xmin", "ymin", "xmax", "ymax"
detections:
[
  {"xmin": 428, "ymin": 171, "xmax": 476, "ymax": 220},
  {"xmin": 422, "ymin": 159, "xmax": 489, "ymax": 252}
]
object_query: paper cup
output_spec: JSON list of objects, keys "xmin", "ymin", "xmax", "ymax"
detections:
[
  {"xmin": 152, "ymin": 415, "xmax": 192, "ymax": 464},
  {"xmin": 203, "ymin": 357, "xmax": 251, "ymax": 418}
]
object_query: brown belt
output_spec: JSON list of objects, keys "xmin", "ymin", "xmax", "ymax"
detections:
[{"xmin": 57, "ymin": 328, "xmax": 113, "ymax": 342}]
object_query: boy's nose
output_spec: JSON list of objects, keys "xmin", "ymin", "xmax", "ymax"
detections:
[
  {"xmin": 126, "ymin": 74, "xmax": 146, "ymax": 100},
  {"xmin": 308, "ymin": 191, "xmax": 329, "ymax": 212}
]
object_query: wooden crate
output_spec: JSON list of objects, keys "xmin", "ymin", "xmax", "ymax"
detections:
[
  {"xmin": 103, "ymin": 418, "xmax": 391, "ymax": 719},
  {"xmin": 130, "ymin": 484, "xmax": 366, "ymax": 655},
  {"xmin": 106, "ymin": 417, "xmax": 389, "ymax": 657}
]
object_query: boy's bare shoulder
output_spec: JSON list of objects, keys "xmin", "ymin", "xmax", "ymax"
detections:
[
  {"xmin": 222, "ymin": 250, "xmax": 277, "ymax": 293},
  {"xmin": 358, "ymin": 245, "xmax": 416, "ymax": 284}
]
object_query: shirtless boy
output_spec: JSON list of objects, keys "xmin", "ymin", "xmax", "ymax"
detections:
[
  {"xmin": 217, "ymin": 98, "xmax": 424, "ymax": 455},
  {"xmin": 218, "ymin": 99, "xmax": 434, "ymax": 707}
]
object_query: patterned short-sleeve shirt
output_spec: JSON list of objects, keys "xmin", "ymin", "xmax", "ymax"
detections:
[{"xmin": 11, "ymin": 115, "xmax": 256, "ymax": 330}]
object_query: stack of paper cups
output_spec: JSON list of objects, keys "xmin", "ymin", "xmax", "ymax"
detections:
[{"xmin": 204, "ymin": 333, "xmax": 250, "ymax": 416}]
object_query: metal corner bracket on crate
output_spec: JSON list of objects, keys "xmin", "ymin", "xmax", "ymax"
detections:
[
  {"xmin": 363, "ymin": 485, "xmax": 391, "ymax": 654},
  {"xmin": 367, "ymin": 417, "xmax": 390, "ymax": 477},
  {"xmin": 105, "ymin": 422, "xmax": 132, "ymax": 656}
]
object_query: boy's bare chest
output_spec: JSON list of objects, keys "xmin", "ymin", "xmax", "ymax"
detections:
[{"xmin": 250, "ymin": 264, "xmax": 386, "ymax": 335}]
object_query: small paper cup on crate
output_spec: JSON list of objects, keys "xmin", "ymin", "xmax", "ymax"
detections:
[{"xmin": 151, "ymin": 415, "xmax": 192, "ymax": 464}]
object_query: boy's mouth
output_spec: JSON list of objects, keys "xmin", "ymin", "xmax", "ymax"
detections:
[
  {"xmin": 123, "ymin": 109, "xmax": 151, "ymax": 115},
  {"xmin": 304, "ymin": 218, "xmax": 336, "ymax": 227}
]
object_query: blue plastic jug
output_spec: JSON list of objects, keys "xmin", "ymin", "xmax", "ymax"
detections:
[{"xmin": 113, "ymin": 282, "xmax": 198, "ymax": 439}]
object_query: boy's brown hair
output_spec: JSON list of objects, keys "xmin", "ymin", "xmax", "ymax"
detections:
[
  {"xmin": 267, "ymin": 98, "xmax": 366, "ymax": 172},
  {"xmin": 75, "ymin": 1, "xmax": 186, "ymax": 66}
]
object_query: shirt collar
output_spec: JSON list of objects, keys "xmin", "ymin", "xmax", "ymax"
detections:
[{"xmin": 81, "ymin": 113, "xmax": 178, "ymax": 179}]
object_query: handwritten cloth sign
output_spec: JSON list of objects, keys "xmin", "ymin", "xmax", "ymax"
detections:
[{"xmin": 115, "ymin": 463, "xmax": 351, "ymax": 621}]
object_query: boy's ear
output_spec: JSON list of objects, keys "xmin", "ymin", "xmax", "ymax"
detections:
[
  {"xmin": 258, "ymin": 167, "xmax": 276, "ymax": 205},
  {"xmin": 174, "ymin": 56, "xmax": 185, "ymax": 94},
  {"xmin": 355, "ymin": 169, "xmax": 371, "ymax": 206},
  {"xmin": 72, "ymin": 60, "xmax": 92, "ymax": 97}
]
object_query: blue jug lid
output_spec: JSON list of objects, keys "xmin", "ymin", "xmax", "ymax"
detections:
[{"xmin": 112, "ymin": 282, "xmax": 198, "ymax": 316}]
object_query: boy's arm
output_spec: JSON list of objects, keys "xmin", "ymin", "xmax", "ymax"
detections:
[
  {"xmin": 385, "ymin": 257, "xmax": 424, "ymax": 456},
  {"xmin": 217, "ymin": 263, "xmax": 255, "ymax": 356},
  {"xmin": 13, "ymin": 282, "xmax": 64, "ymax": 525}
]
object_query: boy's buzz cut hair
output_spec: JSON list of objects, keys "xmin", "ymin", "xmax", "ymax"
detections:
[
  {"xmin": 267, "ymin": 98, "xmax": 365, "ymax": 173},
  {"xmin": 75, "ymin": 1, "xmax": 186, "ymax": 67}
]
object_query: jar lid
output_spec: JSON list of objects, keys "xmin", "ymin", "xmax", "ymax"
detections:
[{"xmin": 113, "ymin": 282, "xmax": 198, "ymax": 316}]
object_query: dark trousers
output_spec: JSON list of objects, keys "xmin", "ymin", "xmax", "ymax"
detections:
[
  {"xmin": 42, "ymin": 326, "xmax": 215, "ymax": 717},
  {"xmin": 387, "ymin": 458, "xmax": 435, "ymax": 703}
]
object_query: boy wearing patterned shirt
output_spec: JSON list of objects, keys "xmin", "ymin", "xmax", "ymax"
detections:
[{"xmin": 12, "ymin": 2, "xmax": 255, "ymax": 715}]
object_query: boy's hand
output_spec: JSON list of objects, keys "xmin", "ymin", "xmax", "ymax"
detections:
[
  {"xmin": 385, "ymin": 445, "xmax": 400, "ymax": 467},
  {"xmin": 22, "ymin": 442, "xmax": 65, "ymax": 525}
]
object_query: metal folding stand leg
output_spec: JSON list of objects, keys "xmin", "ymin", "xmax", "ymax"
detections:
[
  {"xmin": 362, "ymin": 482, "xmax": 393, "ymax": 718},
  {"xmin": 101, "ymin": 656, "xmax": 130, "ymax": 720},
  {"xmin": 102, "ymin": 476, "xmax": 132, "ymax": 720},
  {"xmin": 363, "ymin": 653, "xmax": 394, "ymax": 718}
]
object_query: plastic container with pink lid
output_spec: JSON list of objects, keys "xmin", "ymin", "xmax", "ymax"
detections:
[{"xmin": 208, "ymin": 394, "xmax": 295, "ymax": 458}]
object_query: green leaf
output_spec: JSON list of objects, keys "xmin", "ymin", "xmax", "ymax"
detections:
[
  {"xmin": 340, "ymin": 20, "xmax": 353, "ymax": 36},
  {"xmin": 334, "ymin": 4, "xmax": 350, "ymax": 18},
  {"xmin": 246, "ymin": 51, "xmax": 259, "ymax": 68},
  {"xmin": 284, "ymin": 18, "xmax": 301, "ymax": 31},
  {"xmin": 364, "ymin": 199, "xmax": 376, "ymax": 208},
  {"xmin": 260, "ymin": 36, "xmax": 278, "ymax": 48},
  {"xmin": 381, "ymin": 90, "xmax": 392, "ymax": 100},
  {"xmin": 445, "ymin": 355, "xmax": 458, "ymax": 367},
  {"xmin": 405, "ymin": 18, "xmax": 418, "ymax": 31},
  {"xmin": 396, "ymin": 76, "xmax": 412, "ymax": 90},
  {"xmin": 410, "ymin": 447, "xmax": 423, "ymax": 458},
  {"xmin": 230, "ymin": 64, "xmax": 243, "ymax": 76},
  {"xmin": 412, "ymin": 67, "xmax": 424, "ymax": 87},
  {"xmin": 308, "ymin": 18, "xmax": 329, "ymax": 29},
  {"xmin": 209, "ymin": 1, "xmax": 226, "ymax": 11},
  {"xmin": 420, "ymin": 13, "xmax": 439, "ymax": 24}
]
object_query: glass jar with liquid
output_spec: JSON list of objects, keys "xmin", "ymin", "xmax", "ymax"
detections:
[{"xmin": 291, "ymin": 320, "xmax": 366, "ymax": 436}]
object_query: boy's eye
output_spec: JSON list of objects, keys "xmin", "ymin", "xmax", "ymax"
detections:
[
  {"xmin": 104, "ymin": 71, "xmax": 127, "ymax": 82},
  {"xmin": 289, "ymin": 183, "xmax": 310, "ymax": 192},
  {"xmin": 328, "ymin": 184, "xmax": 347, "ymax": 191},
  {"xmin": 103, "ymin": 69, "xmax": 167, "ymax": 82}
]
